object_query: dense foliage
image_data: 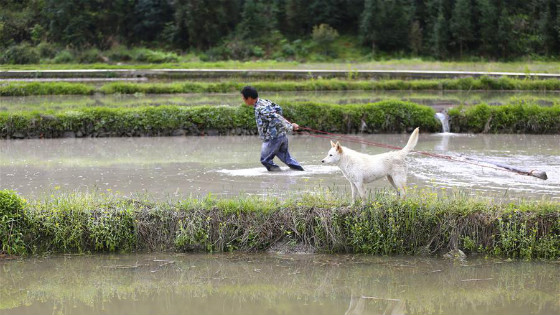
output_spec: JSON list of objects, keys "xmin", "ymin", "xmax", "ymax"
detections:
[
  {"xmin": 449, "ymin": 102, "xmax": 560, "ymax": 133},
  {"xmin": 2, "ymin": 0, "xmax": 560, "ymax": 62},
  {"xmin": 0, "ymin": 190, "xmax": 26, "ymax": 254},
  {"xmin": 2, "ymin": 99, "xmax": 559, "ymax": 138},
  {"xmin": 0, "ymin": 101, "xmax": 440, "ymax": 138}
]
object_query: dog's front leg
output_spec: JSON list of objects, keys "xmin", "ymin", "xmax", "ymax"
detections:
[
  {"xmin": 355, "ymin": 182, "xmax": 367, "ymax": 202},
  {"xmin": 349, "ymin": 182, "xmax": 358, "ymax": 204}
]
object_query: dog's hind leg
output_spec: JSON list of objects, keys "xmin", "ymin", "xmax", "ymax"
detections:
[
  {"xmin": 388, "ymin": 173, "xmax": 407, "ymax": 197},
  {"xmin": 387, "ymin": 175, "xmax": 398, "ymax": 192}
]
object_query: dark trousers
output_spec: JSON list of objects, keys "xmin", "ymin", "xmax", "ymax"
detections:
[{"xmin": 260, "ymin": 135, "xmax": 303, "ymax": 171}]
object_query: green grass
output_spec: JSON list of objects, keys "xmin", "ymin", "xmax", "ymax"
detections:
[
  {"xmin": 2, "ymin": 90, "xmax": 560, "ymax": 114},
  {"xmin": 2, "ymin": 189, "xmax": 559, "ymax": 259},
  {"xmin": 2, "ymin": 100, "xmax": 560, "ymax": 138},
  {"xmin": 449, "ymin": 102, "xmax": 560, "ymax": 133},
  {"xmin": 3, "ymin": 77, "xmax": 560, "ymax": 97},
  {"xmin": 2, "ymin": 59, "xmax": 560, "ymax": 73},
  {"xmin": 0, "ymin": 100, "xmax": 441, "ymax": 139}
]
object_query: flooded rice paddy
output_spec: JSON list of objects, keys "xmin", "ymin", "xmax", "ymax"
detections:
[
  {"xmin": 1, "ymin": 90, "xmax": 559, "ymax": 315},
  {"xmin": 1, "ymin": 133, "xmax": 558, "ymax": 200},
  {"xmin": 1, "ymin": 253, "xmax": 558, "ymax": 315},
  {"xmin": 2, "ymin": 90, "xmax": 560, "ymax": 113}
]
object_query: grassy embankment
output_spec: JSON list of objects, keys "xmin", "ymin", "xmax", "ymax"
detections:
[
  {"xmin": 3, "ymin": 90, "xmax": 560, "ymax": 114},
  {"xmin": 3, "ymin": 77, "xmax": 560, "ymax": 97},
  {"xmin": 1, "ymin": 189, "xmax": 559, "ymax": 259},
  {"xmin": 1, "ymin": 100, "xmax": 559, "ymax": 138},
  {"xmin": 2, "ymin": 59, "xmax": 560, "ymax": 72}
]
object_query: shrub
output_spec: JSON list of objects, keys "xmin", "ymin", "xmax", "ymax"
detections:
[
  {"xmin": 0, "ymin": 82, "xmax": 94, "ymax": 97},
  {"xmin": 78, "ymin": 48, "xmax": 104, "ymax": 63},
  {"xmin": 36, "ymin": 42, "xmax": 58, "ymax": 59},
  {"xmin": 106, "ymin": 46, "xmax": 134, "ymax": 62},
  {"xmin": 53, "ymin": 50, "xmax": 75, "ymax": 63},
  {"xmin": 448, "ymin": 103, "xmax": 560, "ymax": 133},
  {"xmin": 1, "ymin": 43, "xmax": 40, "ymax": 64},
  {"xmin": 0, "ymin": 190, "xmax": 27, "ymax": 254},
  {"xmin": 0, "ymin": 101, "xmax": 440, "ymax": 138},
  {"xmin": 133, "ymin": 48, "xmax": 179, "ymax": 63},
  {"xmin": 312, "ymin": 24, "xmax": 340, "ymax": 44}
]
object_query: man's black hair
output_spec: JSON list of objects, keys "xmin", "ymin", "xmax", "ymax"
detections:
[{"xmin": 241, "ymin": 86, "xmax": 258, "ymax": 99}]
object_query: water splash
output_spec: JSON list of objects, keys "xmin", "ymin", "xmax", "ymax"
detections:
[{"xmin": 216, "ymin": 165, "xmax": 339, "ymax": 177}]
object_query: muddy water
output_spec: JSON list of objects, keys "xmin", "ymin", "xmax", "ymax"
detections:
[
  {"xmin": 0, "ymin": 253, "xmax": 558, "ymax": 315},
  {"xmin": 0, "ymin": 133, "xmax": 558, "ymax": 200}
]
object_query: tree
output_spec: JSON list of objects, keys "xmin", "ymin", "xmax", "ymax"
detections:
[
  {"xmin": 426, "ymin": 0, "xmax": 450, "ymax": 58},
  {"xmin": 360, "ymin": 0, "xmax": 385, "ymax": 54},
  {"xmin": 42, "ymin": 0, "xmax": 135, "ymax": 48},
  {"xmin": 312, "ymin": 23, "xmax": 339, "ymax": 56},
  {"xmin": 236, "ymin": 0, "xmax": 278, "ymax": 42},
  {"xmin": 409, "ymin": 20, "xmax": 423, "ymax": 55},
  {"xmin": 284, "ymin": 0, "xmax": 312, "ymax": 36},
  {"xmin": 476, "ymin": 0, "xmax": 498, "ymax": 58},
  {"xmin": 496, "ymin": 7, "xmax": 512, "ymax": 58},
  {"xmin": 173, "ymin": 0, "xmax": 240, "ymax": 50},
  {"xmin": 360, "ymin": 0, "xmax": 413, "ymax": 54},
  {"xmin": 0, "ymin": 0, "xmax": 44, "ymax": 48},
  {"xmin": 534, "ymin": 0, "xmax": 560, "ymax": 55},
  {"xmin": 381, "ymin": 0, "xmax": 414, "ymax": 51},
  {"xmin": 450, "ymin": 0, "xmax": 474, "ymax": 57},
  {"xmin": 132, "ymin": 0, "xmax": 174, "ymax": 44}
]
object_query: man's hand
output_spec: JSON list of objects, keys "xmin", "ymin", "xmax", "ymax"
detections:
[{"xmin": 292, "ymin": 123, "xmax": 300, "ymax": 130}]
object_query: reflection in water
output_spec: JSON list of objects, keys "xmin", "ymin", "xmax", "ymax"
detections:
[
  {"xmin": 433, "ymin": 133, "xmax": 451, "ymax": 152},
  {"xmin": 345, "ymin": 296, "xmax": 404, "ymax": 315},
  {"xmin": 0, "ymin": 254, "xmax": 558, "ymax": 315}
]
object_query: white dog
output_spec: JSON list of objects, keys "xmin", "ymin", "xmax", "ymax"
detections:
[{"xmin": 322, "ymin": 128, "xmax": 419, "ymax": 203}]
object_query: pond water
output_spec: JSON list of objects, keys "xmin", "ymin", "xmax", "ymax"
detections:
[
  {"xmin": 1, "ymin": 90, "xmax": 559, "ymax": 112},
  {"xmin": 0, "ymin": 253, "xmax": 558, "ymax": 315},
  {"xmin": 1, "ymin": 133, "xmax": 558, "ymax": 201}
]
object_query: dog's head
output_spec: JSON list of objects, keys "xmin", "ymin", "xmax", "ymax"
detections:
[{"xmin": 321, "ymin": 140, "xmax": 343, "ymax": 164}]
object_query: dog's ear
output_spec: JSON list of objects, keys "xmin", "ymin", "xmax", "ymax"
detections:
[
  {"xmin": 330, "ymin": 140, "xmax": 336, "ymax": 148},
  {"xmin": 335, "ymin": 142, "xmax": 342, "ymax": 153}
]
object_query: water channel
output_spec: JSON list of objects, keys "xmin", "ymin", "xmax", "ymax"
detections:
[{"xmin": 1, "ymin": 253, "xmax": 558, "ymax": 315}]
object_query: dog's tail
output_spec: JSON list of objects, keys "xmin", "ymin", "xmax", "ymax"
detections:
[{"xmin": 400, "ymin": 127, "xmax": 419, "ymax": 155}]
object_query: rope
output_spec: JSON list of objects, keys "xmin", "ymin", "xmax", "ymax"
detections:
[{"xmin": 297, "ymin": 126, "xmax": 541, "ymax": 178}]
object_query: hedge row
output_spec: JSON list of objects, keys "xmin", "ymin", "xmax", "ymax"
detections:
[
  {"xmin": 449, "ymin": 102, "xmax": 560, "ymax": 133},
  {"xmin": 0, "ymin": 100, "xmax": 440, "ymax": 139},
  {"xmin": 2, "ymin": 100, "xmax": 560, "ymax": 138},
  {"xmin": 3, "ymin": 76, "xmax": 560, "ymax": 96},
  {"xmin": 0, "ymin": 82, "xmax": 95, "ymax": 96},
  {"xmin": 1, "ymin": 189, "xmax": 559, "ymax": 259}
]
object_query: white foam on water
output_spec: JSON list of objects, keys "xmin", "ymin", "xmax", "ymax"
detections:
[
  {"xmin": 411, "ymin": 153, "xmax": 560, "ymax": 195},
  {"xmin": 216, "ymin": 165, "xmax": 340, "ymax": 177}
]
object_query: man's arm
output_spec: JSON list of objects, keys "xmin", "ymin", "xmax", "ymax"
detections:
[{"xmin": 258, "ymin": 102, "xmax": 299, "ymax": 132}]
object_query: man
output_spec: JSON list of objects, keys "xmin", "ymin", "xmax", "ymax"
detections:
[{"xmin": 241, "ymin": 86, "xmax": 304, "ymax": 172}]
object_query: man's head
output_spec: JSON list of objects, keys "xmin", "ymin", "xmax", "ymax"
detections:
[{"xmin": 241, "ymin": 86, "xmax": 258, "ymax": 106}]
